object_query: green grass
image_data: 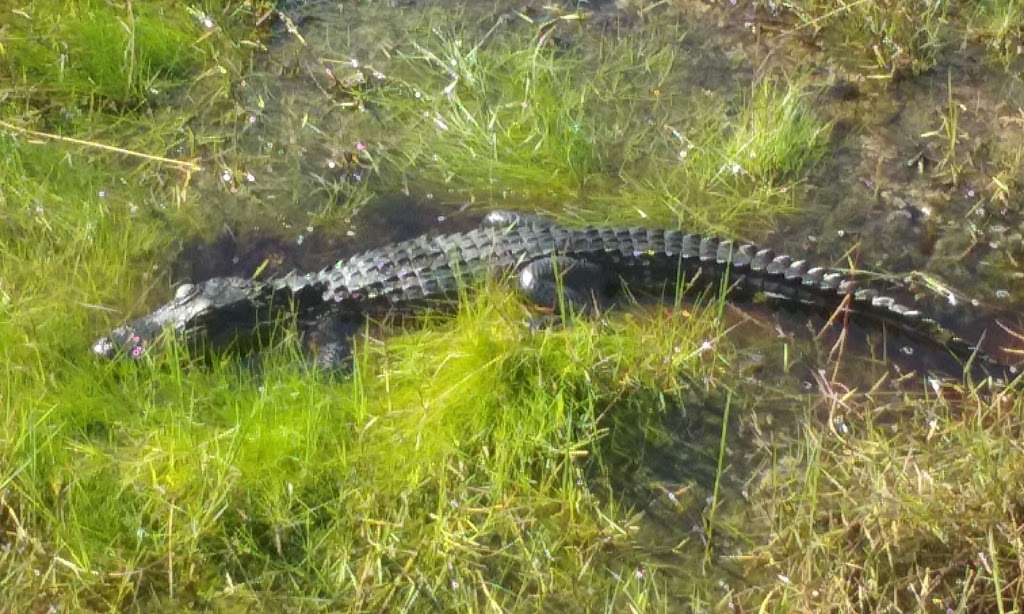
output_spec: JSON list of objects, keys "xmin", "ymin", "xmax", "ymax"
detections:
[
  {"xmin": 2, "ymin": 280, "xmax": 737, "ymax": 610},
  {"xmin": 1, "ymin": 0, "xmax": 263, "ymax": 110},
  {"xmin": 756, "ymin": 0, "xmax": 1023, "ymax": 76},
  {"xmin": 622, "ymin": 78, "xmax": 830, "ymax": 233},
  {"xmin": 970, "ymin": 0, "xmax": 1024, "ymax": 67},
  {"xmin": 373, "ymin": 25, "xmax": 828, "ymax": 233},
  {"xmin": 755, "ymin": 0, "xmax": 952, "ymax": 77},
  {"xmin": 743, "ymin": 382, "xmax": 1024, "ymax": 611},
  {"xmin": 2, "ymin": 1, "xmax": 1023, "ymax": 611},
  {"xmin": 3, "ymin": 1, "xmax": 196, "ymax": 108}
]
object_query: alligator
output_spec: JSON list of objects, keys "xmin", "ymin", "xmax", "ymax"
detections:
[{"xmin": 93, "ymin": 210, "xmax": 1015, "ymax": 378}]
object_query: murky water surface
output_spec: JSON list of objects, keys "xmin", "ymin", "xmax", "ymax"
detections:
[{"xmin": 169, "ymin": 0, "xmax": 1022, "ymax": 597}]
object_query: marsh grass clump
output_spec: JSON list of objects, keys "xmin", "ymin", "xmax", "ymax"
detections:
[
  {"xmin": 374, "ymin": 25, "xmax": 828, "ymax": 232},
  {"xmin": 741, "ymin": 383, "xmax": 1024, "ymax": 611},
  {"xmin": 754, "ymin": 0, "xmax": 952, "ymax": 77},
  {"xmin": 1, "ymin": 0, "xmax": 271, "ymax": 175},
  {"xmin": 757, "ymin": 0, "xmax": 1024, "ymax": 74},
  {"xmin": 969, "ymin": 0, "xmax": 1024, "ymax": 67},
  {"xmin": 376, "ymin": 33, "xmax": 607, "ymax": 204},
  {"xmin": 624, "ymin": 79, "xmax": 830, "ymax": 233}
]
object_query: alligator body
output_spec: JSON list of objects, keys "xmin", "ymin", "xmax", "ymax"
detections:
[{"xmin": 93, "ymin": 211, "xmax": 1012, "ymax": 376}]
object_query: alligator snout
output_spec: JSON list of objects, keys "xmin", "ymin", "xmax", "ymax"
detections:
[
  {"xmin": 92, "ymin": 325, "xmax": 150, "ymax": 360},
  {"xmin": 92, "ymin": 336, "xmax": 116, "ymax": 359}
]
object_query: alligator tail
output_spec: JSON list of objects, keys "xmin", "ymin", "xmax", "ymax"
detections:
[{"xmin": 688, "ymin": 235, "xmax": 1014, "ymax": 380}]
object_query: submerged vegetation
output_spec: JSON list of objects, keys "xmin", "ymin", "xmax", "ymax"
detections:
[
  {"xmin": 757, "ymin": 0, "xmax": 1024, "ymax": 76},
  {"xmin": 1, "ymin": 0, "xmax": 1022, "ymax": 611}
]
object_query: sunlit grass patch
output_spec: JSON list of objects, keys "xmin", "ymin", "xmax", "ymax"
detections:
[
  {"xmin": 742, "ymin": 383, "xmax": 1024, "ymax": 611},
  {"xmin": 0, "ymin": 0, "xmax": 271, "ymax": 204},
  {"xmin": 0, "ymin": 136, "xmax": 168, "ymax": 372},
  {"xmin": 3, "ymin": 1, "xmax": 199, "ymax": 108},
  {"xmin": 373, "ymin": 25, "xmax": 828, "ymax": 233},
  {"xmin": 1, "ymin": 0, "xmax": 270, "ymax": 110},
  {"xmin": 1, "ymin": 279, "xmax": 735, "ymax": 609},
  {"xmin": 376, "ymin": 32, "xmax": 608, "ymax": 205},
  {"xmin": 620, "ymin": 79, "xmax": 830, "ymax": 234}
]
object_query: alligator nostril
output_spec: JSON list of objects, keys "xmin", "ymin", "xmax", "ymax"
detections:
[{"xmin": 92, "ymin": 337, "xmax": 116, "ymax": 359}]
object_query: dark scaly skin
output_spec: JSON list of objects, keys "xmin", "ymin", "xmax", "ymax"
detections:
[{"xmin": 93, "ymin": 211, "xmax": 1015, "ymax": 378}]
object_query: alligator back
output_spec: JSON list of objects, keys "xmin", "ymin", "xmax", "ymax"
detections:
[{"xmin": 297, "ymin": 220, "xmax": 1008, "ymax": 374}]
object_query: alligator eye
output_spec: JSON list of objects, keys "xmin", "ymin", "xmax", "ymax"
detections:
[{"xmin": 174, "ymin": 283, "xmax": 196, "ymax": 300}]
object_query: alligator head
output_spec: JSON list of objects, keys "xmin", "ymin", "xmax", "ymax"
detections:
[{"xmin": 92, "ymin": 277, "xmax": 268, "ymax": 360}]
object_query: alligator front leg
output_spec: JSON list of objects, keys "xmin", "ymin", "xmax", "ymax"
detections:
[
  {"xmin": 517, "ymin": 256, "xmax": 617, "ymax": 316},
  {"xmin": 300, "ymin": 310, "xmax": 365, "ymax": 371}
]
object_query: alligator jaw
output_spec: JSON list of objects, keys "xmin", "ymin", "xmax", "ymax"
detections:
[
  {"xmin": 92, "ymin": 315, "xmax": 174, "ymax": 361},
  {"xmin": 93, "ymin": 276, "xmax": 264, "ymax": 361}
]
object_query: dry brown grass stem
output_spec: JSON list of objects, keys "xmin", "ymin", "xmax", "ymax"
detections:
[{"xmin": 0, "ymin": 119, "xmax": 200, "ymax": 171}]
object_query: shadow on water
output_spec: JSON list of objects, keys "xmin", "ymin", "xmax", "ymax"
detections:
[{"xmin": 172, "ymin": 192, "xmax": 481, "ymax": 281}]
